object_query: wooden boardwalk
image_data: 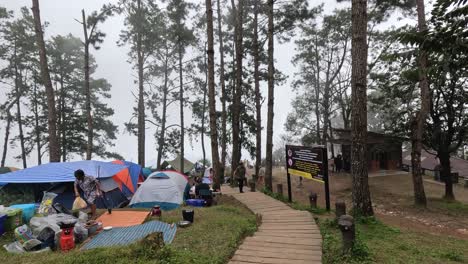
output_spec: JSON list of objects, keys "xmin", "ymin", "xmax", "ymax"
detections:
[{"xmin": 223, "ymin": 186, "xmax": 322, "ymax": 264}]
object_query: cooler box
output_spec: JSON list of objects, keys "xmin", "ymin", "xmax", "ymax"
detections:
[
  {"xmin": 10, "ymin": 204, "xmax": 35, "ymax": 224},
  {"xmin": 0, "ymin": 214, "xmax": 6, "ymax": 236},
  {"xmin": 186, "ymin": 199, "xmax": 205, "ymax": 207},
  {"xmin": 5, "ymin": 209, "xmax": 22, "ymax": 231}
]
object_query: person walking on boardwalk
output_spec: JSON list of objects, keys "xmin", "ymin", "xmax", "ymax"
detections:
[{"xmin": 234, "ymin": 162, "xmax": 247, "ymax": 193}]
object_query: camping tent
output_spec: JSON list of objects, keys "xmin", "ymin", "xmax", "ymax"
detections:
[
  {"xmin": 202, "ymin": 167, "xmax": 213, "ymax": 184},
  {"xmin": 161, "ymin": 155, "xmax": 195, "ymax": 174},
  {"xmin": 112, "ymin": 160, "xmax": 144, "ymax": 197},
  {"xmin": 130, "ymin": 171, "xmax": 190, "ymax": 210}
]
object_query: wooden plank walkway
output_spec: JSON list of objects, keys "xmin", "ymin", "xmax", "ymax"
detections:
[{"xmin": 223, "ymin": 186, "xmax": 322, "ymax": 264}]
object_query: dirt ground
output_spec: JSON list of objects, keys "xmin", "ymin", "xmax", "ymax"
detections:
[{"xmin": 252, "ymin": 167, "xmax": 468, "ymax": 240}]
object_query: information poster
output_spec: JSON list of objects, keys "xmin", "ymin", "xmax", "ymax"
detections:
[{"xmin": 286, "ymin": 145, "xmax": 325, "ymax": 183}]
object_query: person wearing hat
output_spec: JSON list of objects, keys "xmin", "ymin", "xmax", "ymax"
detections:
[
  {"xmin": 74, "ymin": 169, "xmax": 102, "ymax": 219},
  {"xmin": 234, "ymin": 162, "xmax": 247, "ymax": 193}
]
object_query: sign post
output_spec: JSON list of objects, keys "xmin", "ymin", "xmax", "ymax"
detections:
[{"xmin": 285, "ymin": 145, "xmax": 331, "ymax": 211}]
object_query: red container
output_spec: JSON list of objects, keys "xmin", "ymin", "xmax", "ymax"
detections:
[
  {"xmin": 59, "ymin": 226, "xmax": 75, "ymax": 251},
  {"xmin": 151, "ymin": 205, "xmax": 162, "ymax": 217}
]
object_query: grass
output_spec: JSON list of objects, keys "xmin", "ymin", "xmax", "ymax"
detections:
[
  {"xmin": 319, "ymin": 214, "xmax": 468, "ymax": 264},
  {"xmin": 428, "ymin": 198, "xmax": 468, "ymax": 217},
  {"xmin": 262, "ymin": 187, "xmax": 468, "ymax": 264},
  {"xmin": 0, "ymin": 195, "xmax": 257, "ymax": 264}
]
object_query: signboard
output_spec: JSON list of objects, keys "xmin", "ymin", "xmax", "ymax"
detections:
[
  {"xmin": 285, "ymin": 145, "xmax": 330, "ymax": 211},
  {"xmin": 286, "ymin": 145, "xmax": 325, "ymax": 183}
]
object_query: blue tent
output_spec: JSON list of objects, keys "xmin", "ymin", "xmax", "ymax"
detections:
[{"xmin": 0, "ymin": 160, "xmax": 127, "ymax": 183}]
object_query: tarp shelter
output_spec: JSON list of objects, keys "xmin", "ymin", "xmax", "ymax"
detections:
[
  {"xmin": 0, "ymin": 160, "xmax": 127, "ymax": 183},
  {"xmin": 162, "ymin": 155, "xmax": 195, "ymax": 174},
  {"xmin": 0, "ymin": 161, "xmax": 129, "ymax": 209},
  {"xmin": 130, "ymin": 171, "xmax": 190, "ymax": 210},
  {"xmin": 112, "ymin": 160, "xmax": 144, "ymax": 197}
]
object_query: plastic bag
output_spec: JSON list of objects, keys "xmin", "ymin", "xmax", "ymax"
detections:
[
  {"xmin": 3, "ymin": 241, "xmax": 25, "ymax": 254},
  {"xmin": 74, "ymin": 222, "xmax": 88, "ymax": 243},
  {"xmin": 14, "ymin": 225, "xmax": 35, "ymax": 244},
  {"xmin": 72, "ymin": 197, "xmax": 87, "ymax": 210},
  {"xmin": 38, "ymin": 192, "xmax": 57, "ymax": 215}
]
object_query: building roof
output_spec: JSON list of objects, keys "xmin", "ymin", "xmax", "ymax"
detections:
[
  {"xmin": 330, "ymin": 129, "xmax": 405, "ymax": 145},
  {"xmin": 402, "ymin": 149, "xmax": 468, "ymax": 178}
]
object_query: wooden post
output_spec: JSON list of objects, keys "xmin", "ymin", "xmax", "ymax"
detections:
[
  {"xmin": 335, "ymin": 202, "xmax": 346, "ymax": 220},
  {"xmin": 338, "ymin": 215, "xmax": 355, "ymax": 253},
  {"xmin": 249, "ymin": 180, "xmax": 256, "ymax": 192},
  {"xmin": 308, "ymin": 192, "xmax": 317, "ymax": 208},
  {"xmin": 277, "ymin": 183, "xmax": 283, "ymax": 196}
]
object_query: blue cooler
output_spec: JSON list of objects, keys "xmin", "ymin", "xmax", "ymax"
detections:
[
  {"xmin": 0, "ymin": 214, "xmax": 6, "ymax": 236},
  {"xmin": 186, "ymin": 199, "xmax": 205, "ymax": 207},
  {"xmin": 10, "ymin": 204, "xmax": 35, "ymax": 224}
]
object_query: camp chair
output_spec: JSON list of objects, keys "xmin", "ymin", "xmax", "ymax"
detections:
[{"xmin": 198, "ymin": 189, "xmax": 214, "ymax": 206}]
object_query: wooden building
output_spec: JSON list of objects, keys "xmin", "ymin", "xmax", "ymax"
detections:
[{"xmin": 329, "ymin": 129, "xmax": 403, "ymax": 172}]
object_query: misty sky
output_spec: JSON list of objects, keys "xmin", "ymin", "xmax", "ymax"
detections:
[{"xmin": 1, "ymin": 0, "xmax": 414, "ymax": 168}]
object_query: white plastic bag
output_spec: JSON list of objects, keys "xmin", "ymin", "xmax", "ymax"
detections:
[
  {"xmin": 38, "ymin": 192, "xmax": 57, "ymax": 215},
  {"xmin": 72, "ymin": 197, "xmax": 87, "ymax": 210}
]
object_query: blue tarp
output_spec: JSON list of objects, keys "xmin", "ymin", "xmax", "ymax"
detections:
[
  {"xmin": 82, "ymin": 220, "xmax": 177, "ymax": 250},
  {"xmin": 0, "ymin": 160, "xmax": 127, "ymax": 184}
]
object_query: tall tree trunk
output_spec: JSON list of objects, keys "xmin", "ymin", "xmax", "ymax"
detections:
[
  {"xmin": 314, "ymin": 36, "xmax": 321, "ymax": 143},
  {"xmin": 33, "ymin": 81, "xmax": 42, "ymax": 165},
  {"xmin": 439, "ymin": 151, "xmax": 454, "ymax": 200},
  {"xmin": 178, "ymin": 43, "xmax": 185, "ymax": 173},
  {"xmin": 206, "ymin": 0, "xmax": 221, "ymax": 190},
  {"xmin": 265, "ymin": 0, "xmax": 274, "ymax": 191},
  {"xmin": 136, "ymin": 0, "xmax": 145, "ymax": 167},
  {"xmin": 60, "ymin": 74, "xmax": 66, "ymax": 161},
  {"xmin": 253, "ymin": 0, "xmax": 262, "ymax": 180},
  {"xmin": 82, "ymin": 9, "xmax": 93, "ymax": 160},
  {"xmin": 217, "ymin": 0, "xmax": 227, "ymax": 175},
  {"xmin": 410, "ymin": 0, "xmax": 428, "ymax": 206},
  {"xmin": 201, "ymin": 46, "xmax": 208, "ymax": 167},
  {"xmin": 231, "ymin": 0, "xmax": 244, "ymax": 178},
  {"xmin": 329, "ymin": 119, "xmax": 335, "ymax": 158},
  {"xmin": 157, "ymin": 48, "xmax": 169, "ymax": 170},
  {"xmin": 351, "ymin": 0, "xmax": 373, "ymax": 216},
  {"xmin": 32, "ymin": 0, "xmax": 60, "ymax": 162},
  {"xmin": 14, "ymin": 44, "xmax": 27, "ymax": 168},
  {"xmin": 1, "ymin": 101, "xmax": 15, "ymax": 167}
]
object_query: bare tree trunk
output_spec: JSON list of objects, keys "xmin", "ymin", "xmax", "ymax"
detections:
[
  {"xmin": 157, "ymin": 48, "xmax": 169, "ymax": 170},
  {"xmin": 265, "ymin": 0, "xmax": 274, "ymax": 191},
  {"xmin": 82, "ymin": 9, "xmax": 93, "ymax": 160},
  {"xmin": 1, "ymin": 100, "xmax": 15, "ymax": 167},
  {"xmin": 314, "ymin": 36, "xmax": 321, "ymax": 143},
  {"xmin": 60, "ymin": 74, "xmax": 66, "ymax": 161},
  {"xmin": 329, "ymin": 119, "xmax": 335, "ymax": 158},
  {"xmin": 33, "ymin": 81, "xmax": 42, "ymax": 165},
  {"xmin": 217, "ymin": 0, "xmax": 227, "ymax": 174},
  {"xmin": 201, "ymin": 46, "xmax": 208, "ymax": 167},
  {"xmin": 253, "ymin": 0, "xmax": 262, "ymax": 180},
  {"xmin": 178, "ymin": 43, "xmax": 185, "ymax": 173},
  {"xmin": 206, "ymin": 0, "xmax": 221, "ymax": 189},
  {"xmin": 136, "ymin": 0, "xmax": 145, "ymax": 167},
  {"xmin": 231, "ymin": 0, "xmax": 244, "ymax": 178},
  {"xmin": 410, "ymin": 0, "xmax": 428, "ymax": 207},
  {"xmin": 351, "ymin": 0, "xmax": 373, "ymax": 216},
  {"xmin": 32, "ymin": 0, "xmax": 60, "ymax": 162},
  {"xmin": 14, "ymin": 43, "xmax": 27, "ymax": 168},
  {"xmin": 439, "ymin": 151, "xmax": 454, "ymax": 200}
]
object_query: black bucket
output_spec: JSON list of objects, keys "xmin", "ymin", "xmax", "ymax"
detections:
[{"xmin": 182, "ymin": 209, "xmax": 194, "ymax": 223}]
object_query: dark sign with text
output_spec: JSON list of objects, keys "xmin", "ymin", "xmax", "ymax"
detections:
[{"xmin": 286, "ymin": 145, "xmax": 325, "ymax": 183}]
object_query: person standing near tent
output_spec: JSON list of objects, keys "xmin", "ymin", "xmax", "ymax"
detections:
[
  {"xmin": 74, "ymin": 169, "xmax": 102, "ymax": 219},
  {"xmin": 234, "ymin": 162, "xmax": 247, "ymax": 193}
]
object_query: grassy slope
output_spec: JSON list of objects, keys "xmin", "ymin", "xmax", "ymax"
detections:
[{"xmin": 0, "ymin": 196, "xmax": 256, "ymax": 264}]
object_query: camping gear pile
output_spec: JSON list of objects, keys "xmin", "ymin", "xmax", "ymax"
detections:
[
  {"xmin": 0, "ymin": 188, "xmax": 94, "ymax": 253},
  {"xmin": 0, "ymin": 160, "xmax": 145, "ymax": 253}
]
